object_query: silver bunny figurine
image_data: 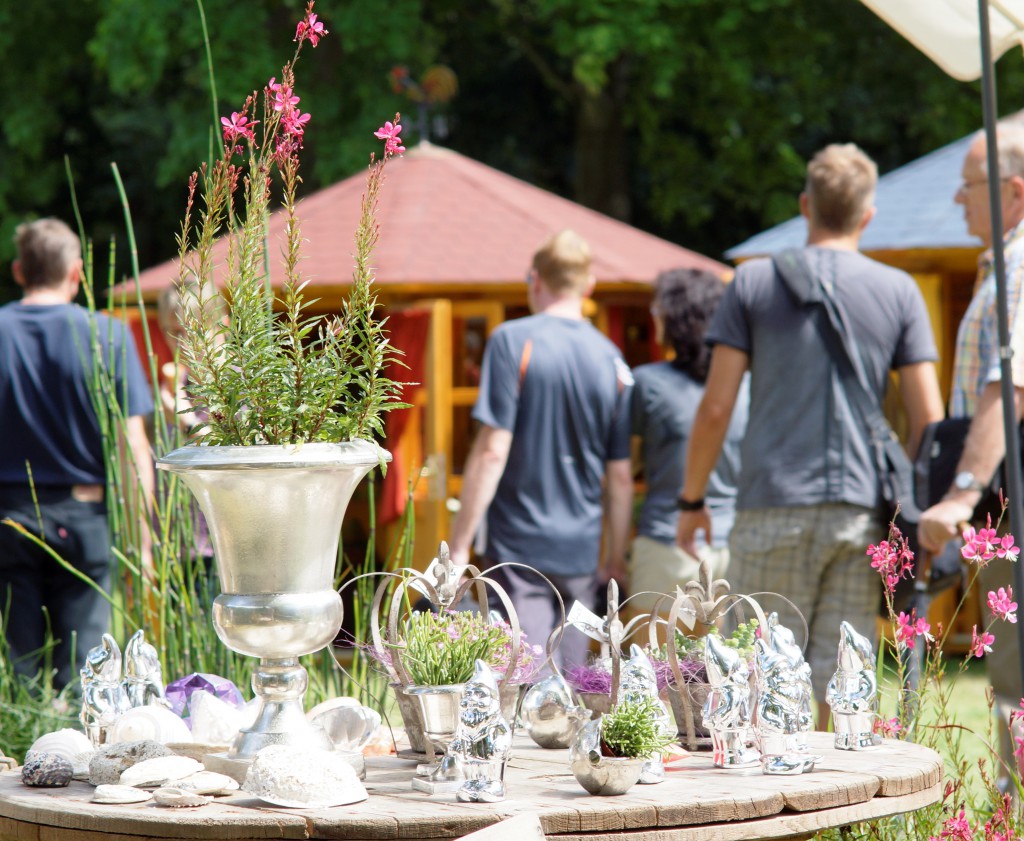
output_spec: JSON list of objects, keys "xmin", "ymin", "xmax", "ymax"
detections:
[
  {"xmin": 702, "ymin": 634, "xmax": 759, "ymax": 768},
  {"xmin": 79, "ymin": 633, "xmax": 130, "ymax": 745},
  {"xmin": 753, "ymin": 638, "xmax": 818, "ymax": 775},
  {"xmin": 449, "ymin": 660, "xmax": 512, "ymax": 802},
  {"xmin": 766, "ymin": 613, "xmax": 813, "ymax": 751},
  {"xmin": 619, "ymin": 644, "xmax": 672, "ymax": 784},
  {"xmin": 123, "ymin": 629, "xmax": 169, "ymax": 708},
  {"xmin": 826, "ymin": 621, "xmax": 882, "ymax": 750}
]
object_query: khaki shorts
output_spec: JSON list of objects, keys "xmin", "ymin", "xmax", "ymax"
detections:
[{"xmin": 627, "ymin": 534, "xmax": 730, "ymax": 614}]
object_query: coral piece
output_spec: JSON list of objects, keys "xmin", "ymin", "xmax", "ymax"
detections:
[{"xmin": 243, "ymin": 745, "xmax": 368, "ymax": 808}]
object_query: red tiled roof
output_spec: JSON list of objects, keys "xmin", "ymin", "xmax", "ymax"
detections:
[{"xmin": 131, "ymin": 143, "xmax": 727, "ymax": 296}]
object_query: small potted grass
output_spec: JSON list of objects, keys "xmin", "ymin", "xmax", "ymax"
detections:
[{"xmin": 570, "ymin": 697, "xmax": 675, "ymax": 796}]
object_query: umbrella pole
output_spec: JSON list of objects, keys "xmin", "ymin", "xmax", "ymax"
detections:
[{"xmin": 977, "ymin": 0, "xmax": 1024, "ymax": 686}]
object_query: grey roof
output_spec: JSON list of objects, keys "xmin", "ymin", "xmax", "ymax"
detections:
[{"xmin": 727, "ymin": 133, "xmax": 982, "ymax": 260}]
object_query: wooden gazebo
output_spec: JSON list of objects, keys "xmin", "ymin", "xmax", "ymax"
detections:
[{"xmin": 131, "ymin": 142, "xmax": 727, "ymax": 559}]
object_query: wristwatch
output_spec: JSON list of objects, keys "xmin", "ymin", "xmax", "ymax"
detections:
[{"xmin": 953, "ymin": 471, "xmax": 985, "ymax": 493}]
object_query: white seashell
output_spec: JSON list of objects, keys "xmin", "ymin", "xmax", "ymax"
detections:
[
  {"xmin": 188, "ymin": 690, "xmax": 256, "ymax": 746},
  {"xmin": 243, "ymin": 745, "xmax": 368, "ymax": 808},
  {"xmin": 307, "ymin": 699, "xmax": 381, "ymax": 751},
  {"xmin": 176, "ymin": 770, "xmax": 240, "ymax": 796},
  {"xmin": 108, "ymin": 706, "xmax": 193, "ymax": 746},
  {"xmin": 26, "ymin": 730, "xmax": 95, "ymax": 778},
  {"xmin": 119, "ymin": 755, "xmax": 203, "ymax": 788},
  {"xmin": 92, "ymin": 784, "xmax": 153, "ymax": 804},
  {"xmin": 152, "ymin": 786, "xmax": 211, "ymax": 808}
]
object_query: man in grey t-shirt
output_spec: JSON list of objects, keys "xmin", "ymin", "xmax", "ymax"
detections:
[
  {"xmin": 449, "ymin": 230, "xmax": 634, "ymax": 670},
  {"xmin": 677, "ymin": 144, "xmax": 943, "ymax": 725}
]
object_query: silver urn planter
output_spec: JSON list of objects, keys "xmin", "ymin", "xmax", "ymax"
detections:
[
  {"xmin": 157, "ymin": 440, "xmax": 387, "ymax": 760},
  {"xmin": 570, "ymin": 717, "xmax": 645, "ymax": 796}
]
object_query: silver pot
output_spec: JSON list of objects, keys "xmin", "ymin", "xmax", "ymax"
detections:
[
  {"xmin": 569, "ymin": 716, "xmax": 645, "ymax": 796},
  {"xmin": 158, "ymin": 440, "xmax": 387, "ymax": 759},
  {"xmin": 521, "ymin": 674, "xmax": 586, "ymax": 749},
  {"xmin": 406, "ymin": 683, "xmax": 465, "ymax": 754}
]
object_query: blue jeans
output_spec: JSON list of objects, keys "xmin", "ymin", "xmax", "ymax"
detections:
[{"xmin": 0, "ymin": 486, "xmax": 111, "ymax": 688}]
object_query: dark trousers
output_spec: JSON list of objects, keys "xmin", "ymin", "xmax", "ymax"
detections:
[
  {"xmin": 482, "ymin": 560, "xmax": 597, "ymax": 672},
  {"xmin": 0, "ymin": 486, "xmax": 111, "ymax": 688}
]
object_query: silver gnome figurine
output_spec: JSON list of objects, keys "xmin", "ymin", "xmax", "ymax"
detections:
[
  {"xmin": 619, "ymin": 644, "xmax": 672, "ymax": 784},
  {"xmin": 766, "ymin": 613, "xmax": 813, "ymax": 752},
  {"xmin": 702, "ymin": 634, "xmax": 759, "ymax": 768},
  {"xmin": 753, "ymin": 638, "xmax": 818, "ymax": 775},
  {"xmin": 449, "ymin": 660, "xmax": 512, "ymax": 802},
  {"xmin": 79, "ymin": 633, "xmax": 130, "ymax": 745},
  {"xmin": 123, "ymin": 629, "xmax": 168, "ymax": 708},
  {"xmin": 826, "ymin": 621, "xmax": 882, "ymax": 750}
]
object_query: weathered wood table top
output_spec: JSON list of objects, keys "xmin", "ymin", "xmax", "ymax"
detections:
[{"xmin": 0, "ymin": 732, "xmax": 942, "ymax": 841}]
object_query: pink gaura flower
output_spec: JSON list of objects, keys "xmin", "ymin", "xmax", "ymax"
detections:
[
  {"xmin": 969, "ymin": 625, "xmax": 995, "ymax": 658},
  {"xmin": 273, "ymin": 86, "xmax": 300, "ymax": 113},
  {"xmin": 962, "ymin": 518, "xmax": 1000, "ymax": 566},
  {"xmin": 282, "ymin": 110, "xmax": 311, "ymax": 137},
  {"xmin": 221, "ymin": 111, "xmax": 258, "ymax": 144},
  {"xmin": 998, "ymin": 534, "xmax": 1020, "ymax": 562},
  {"xmin": 873, "ymin": 716, "xmax": 901, "ymax": 738},
  {"xmin": 374, "ymin": 119, "xmax": 405, "ymax": 156},
  {"xmin": 938, "ymin": 808, "xmax": 973, "ymax": 841},
  {"xmin": 867, "ymin": 530, "xmax": 914, "ymax": 595},
  {"xmin": 295, "ymin": 3, "xmax": 328, "ymax": 47},
  {"xmin": 988, "ymin": 587, "xmax": 1018, "ymax": 623},
  {"xmin": 895, "ymin": 610, "xmax": 933, "ymax": 649}
]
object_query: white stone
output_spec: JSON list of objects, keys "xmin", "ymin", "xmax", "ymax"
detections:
[
  {"xmin": 91, "ymin": 784, "xmax": 153, "ymax": 804},
  {"xmin": 176, "ymin": 770, "xmax": 239, "ymax": 795},
  {"xmin": 243, "ymin": 745, "xmax": 368, "ymax": 808},
  {"xmin": 108, "ymin": 706, "xmax": 193, "ymax": 746},
  {"xmin": 119, "ymin": 755, "xmax": 203, "ymax": 788},
  {"xmin": 152, "ymin": 786, "xmax": 211, "ymax": 807},
  {"xmin": 26, "ymin": 729, "xmax": 95, "ymax": 778}
]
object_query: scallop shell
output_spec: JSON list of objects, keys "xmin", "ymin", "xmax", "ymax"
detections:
[
  {"xmin": 176, "ymin": 770, "xmax": 240, "ymax": 795},
  {"xmin": 26, "ymin": 729, "xmax": 95, "ymax": 777},
  {"xmin": 92, "ymin": 784, "xmax": 153, "ymax": 804},
  {"xmin": 119, "ymin": 755, "xmax": 203, "ymax": 788},
  {"xmin": 152, "ymin": 786, "xmax": 211, "ymax": 808},
  {"xmin": 108, "ymin": 706, "xmax": 193, "ymax": 746},
  {"xmin": 307, "ymin": 699, "xmax": 381, "ymax": 751}
]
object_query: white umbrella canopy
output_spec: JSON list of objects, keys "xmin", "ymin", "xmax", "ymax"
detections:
[{"xmin": 859, "ymin": 0, "xmax": 1024, "ymax": 80}]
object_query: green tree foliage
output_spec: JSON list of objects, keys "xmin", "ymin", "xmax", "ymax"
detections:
[{"xmin": 3, "ymin": 0, "xmax": 1023, "ymax": 291}]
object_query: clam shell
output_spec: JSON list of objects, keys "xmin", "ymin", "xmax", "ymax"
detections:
[
  {"xmin": 26, "ymin": 729, "xmax": 95, "ymax": 777},
  {"xmin": 176, "ymin": 770, "xmax": 240, "ymax": 795},
  {"xmin": 108, "ymin": 706, "xmax": 193, "ymax": 746},
  {"xmin": 92, "ymin": 784, "xmax": 153, "ymax": 804},
  {"xmin": 119, "ymin": 755, "xmax": 203, "ymax": 788},
  {"xmin": 152, "ymin": 786, "xmax": 211, "ymax": 808},
  {"xmin": 307, "ymin": 699, "xmax": 381, "ymax": 751}
]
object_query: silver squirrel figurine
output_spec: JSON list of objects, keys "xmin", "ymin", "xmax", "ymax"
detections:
[
  {"xmin": 702, "ymin": 633, "xmax": 759, "ymax": 768},
  {"xmin": 766, "ymin": 613, "xmax": 813, "ymax": 751},
  {"xmin": 753, "ymin": 638, "xmax": 818, "ymax": 775},
  {"xmin": 619, "ymin": 644, "xmax": 672, "ymax": 784},
  {"xmin": 826, "ymin": 621, "xmax": 882, "ymax": 750},
  {"xmin": 448, "ymin": 660, "xmax": 512, "ymax": 802},
  {"xmin": 123, "ymin": 629, "xmax": 169, "ymax": 709},
  {"xmin": 79, "ymin": 633, "xmax": 131, "ymax": 745}
]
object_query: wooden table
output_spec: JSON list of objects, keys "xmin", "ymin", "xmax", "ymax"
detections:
[{"xmin": 0, "ymin": 733, "xmax": 942, "ymax": 841}]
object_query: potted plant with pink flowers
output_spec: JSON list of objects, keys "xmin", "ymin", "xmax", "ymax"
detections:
[{"xmin": 156, "ymin": 2, "xmax": 409, "ymax": 761}]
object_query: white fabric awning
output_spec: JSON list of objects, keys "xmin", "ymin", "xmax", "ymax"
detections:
[{"xmin": 859, "ymin": 0, "xmax": 1024, "ymax": 81}]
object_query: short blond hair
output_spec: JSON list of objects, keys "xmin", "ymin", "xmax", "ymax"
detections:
[
  {"xmin": 14, "ymin": 218, "xmax": 81, "ymax": 290},
  {"xmin": 805, "ymin": 144, "xmax": 877, "ymax": 235},
  {"xmin": 158, "ymin": 276, "xmax": 227, "ymax": 343},
  {"xmin": 532, "ymin": 229, "xmax": 591, "ymax": 295}
]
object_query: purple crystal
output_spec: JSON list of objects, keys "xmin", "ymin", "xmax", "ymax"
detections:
[{"xmin": 164, "ymin": 673, "xmax": 245, "ymax": 720}]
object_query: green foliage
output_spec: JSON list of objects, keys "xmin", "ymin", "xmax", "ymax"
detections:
[
  {"xmin": 600, "ymin": 696, "xmax": 675, "ymax": 759},
  {"xmin": 394, "ymin": 611, "xmax": 518, "ymax": 687},
  {"xmin": 674, "ymin": 618, "xmax": 759, "ymax": 662}
]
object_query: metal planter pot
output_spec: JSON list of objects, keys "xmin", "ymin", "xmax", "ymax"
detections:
[{"xmin": 158, "ymin": 440, "xmax": 387, "ymax": 759}]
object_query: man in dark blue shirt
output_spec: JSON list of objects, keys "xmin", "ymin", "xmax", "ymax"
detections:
[{"xmin": 0, "ymin": 218, "xmax": 154, "ymax": 686}]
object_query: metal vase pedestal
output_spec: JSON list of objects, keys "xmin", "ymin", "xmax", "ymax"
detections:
[{"xmin": 158, "ymin": 440, "xmax": 387, "ymax": 760}]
